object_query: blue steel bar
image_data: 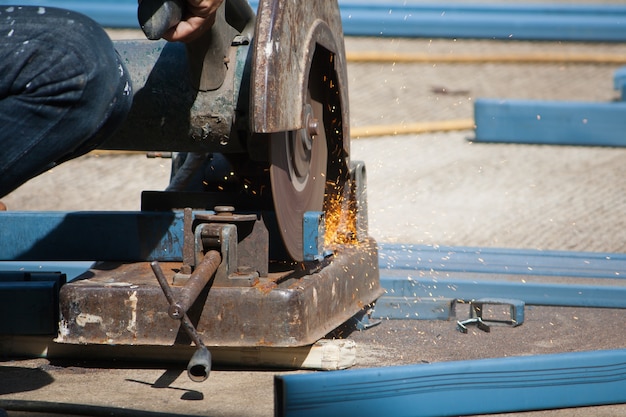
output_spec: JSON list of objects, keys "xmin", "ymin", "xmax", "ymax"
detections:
[
  {"xmin": 0, "ymin": 211, "xmax": 185, "ymax": 261},
  {"xmin": 474, "ymin": 99, "xmax": 626, "ymax": 147},
  {"xmin": 0, "ymin": 261, "xmax": 93, "ymax": 281},
  {"xmin": 2, "ymin": 1, "xmax": 626, "ymax": 41},
  {"xmin": 339, "ymin": 4, "xmax": 626, "ymax": 41},
  {"xmin": 276, "ymin": 349, "xmax": 626, "ymax": 417},
  {"xmin": 379, "ymin": 243, "xmax": 626, "ymax": 279},
  {"xmin": 376, "ymin": 275, "xmax": 626, "ymax": 318},
  {"xmin": 375, "ymin": 243, "xmax": 626, "ymax": 319}
]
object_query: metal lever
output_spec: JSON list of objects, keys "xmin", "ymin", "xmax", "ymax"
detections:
[
  {"xmin": 151, "ymin": 250, "xmax": 221, "ymax": 382},
  {"xmin": 138, "ymin": 0, "xmax": 184, "ymax": 40}
]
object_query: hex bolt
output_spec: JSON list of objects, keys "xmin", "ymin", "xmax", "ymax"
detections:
[{"xmin": 308, "ymin": 118, "xmax": 320, "ymax": 137}]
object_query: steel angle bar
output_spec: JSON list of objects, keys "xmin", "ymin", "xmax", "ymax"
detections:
[
  {"xmin": 275, "ymin": 349, "xmax": 626, "ymax": 417},
  {"xmin": 378, "ymin": 243, "xmax": 626, "ymax": 280},
  {"xmin": 473, "ymin": 99, "xmax": 626, "ymax": 147},
  {"xmin": 0, "ymin": 211, "xmax": 186, "ymax": 262}
]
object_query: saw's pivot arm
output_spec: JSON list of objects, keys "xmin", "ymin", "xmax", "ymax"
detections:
[{"xmin": 0, "ymin": 0, "xmax": 381, "ymax": 381}]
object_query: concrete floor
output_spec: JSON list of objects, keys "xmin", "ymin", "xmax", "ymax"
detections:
[{"xmin": 3, "ymin": 20, "xmax": 626, "ymax": 417}]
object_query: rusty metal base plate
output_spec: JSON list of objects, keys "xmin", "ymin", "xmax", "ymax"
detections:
[{"xmin": 56, "ymin": 239, "xmax": 382, "ymax": 348}]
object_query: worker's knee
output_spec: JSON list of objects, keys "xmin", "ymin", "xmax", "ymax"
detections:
[
  {"xmin": 1, "ymin": 6, "xmax": 133, "ymax": 130},
  {"xmin": 0, "ymin": 6, "xmax": 133, "ymax": 196}
]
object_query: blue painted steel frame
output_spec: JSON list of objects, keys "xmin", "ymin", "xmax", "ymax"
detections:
[
  {"xmin": 2, "ymin": 1, "xmax": 626, "ymax": 42},
  {"xmin": 276, "ymin": 349, "xmax": 626, "ymax": 417}
]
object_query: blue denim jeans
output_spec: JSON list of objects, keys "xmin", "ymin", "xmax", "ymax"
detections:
[{"xmin": 0, "ymin": 6, "xmax": 133, "ymax": 197}]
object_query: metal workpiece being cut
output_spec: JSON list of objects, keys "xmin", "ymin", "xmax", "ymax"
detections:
[{"xmin": 0, "ymin": 0, "xmax": 382, "ymax": 379}]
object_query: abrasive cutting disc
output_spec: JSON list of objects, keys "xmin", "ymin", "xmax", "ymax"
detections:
[
  {"xmin": 270, "ymin": 93, "xmax": 328, "ymax": 262},
  {"xmin": 255, "ymin": 1, "xmax": 350, "ymax": 262}
]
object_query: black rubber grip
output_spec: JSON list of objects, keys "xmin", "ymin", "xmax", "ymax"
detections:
[{"xmin": 138, "ymin": 0, "xmax": 185, "ymax": 40}]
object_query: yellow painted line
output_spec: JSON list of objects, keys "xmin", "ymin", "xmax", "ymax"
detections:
[
  {"xmin": 351, "ymin": 119, "xmax": 475, "ymax": 138},
  {"xmin": 346, "ymin": 51, "xmax": 626, "ymax": 65},
  {"xmin": 89, "ymin": 150, "xmax": 144, "ymax": 156}
]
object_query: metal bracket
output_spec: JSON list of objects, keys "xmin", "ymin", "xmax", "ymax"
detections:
[
  {"xmin": 457, "ymin": 298, "xmax": 525, "ymax": 333},
  {"xmin": 351, "ymin": 307, "xmax": 382, "ymax": 331},
  {"xmin": 303, "ymin": 211, "xmax": 326, "ymax": 262},
  {"xmin": 350, "ymin": 160, "xmax": 369, "ymax": 241},
  {"xmin": 196, "ymin": 207, "xmax": 268, "ymax": 285},
  {"xmin": 177, "ymin": 207, "xmax": 268, "ymax": 286}
]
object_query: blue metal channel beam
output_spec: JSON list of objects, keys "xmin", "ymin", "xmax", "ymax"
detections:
[
  {"xmin": 473, "ymin": 99, "xmax": 626, "ymax": 147},
  {"xmin": 338, "ymin": 2, "xmax": 626, "ymax": 41},
  {"xmin": 0, "ymin": 261, "xmax": 94, "ymax": 282},
  {"xmin": 2, "ymin": 1, "xmax": 626, "ymax": 42},
  {"xmin": 379, "ymin": 243, "xmax": 626, "ymax": 279},
  {"xmin": 378, "ymin": 274, "xmax": 626, "ymax": 311},
  {"xmin": 375, "ymin": 244, "xmax": 626, "ymax": 318},
  {"xmin": 276, "ymin": 348, "xmax": 626, "ymax": 417},
  {"xmin": 0, "ymin": 211, "xmax": 185, "ymax": 262}
]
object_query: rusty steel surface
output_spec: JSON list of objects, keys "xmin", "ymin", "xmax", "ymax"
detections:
[
  {"xmin": 101, "ymin": 37, "xmax": 249, "ymax": 153},
  {"xmin": 251, "ymin": 0, "xmax": 350, "ymax": 146},
  {"xmin": 56, "ymin": 239, "xmax": 381, "ymax": 347}
]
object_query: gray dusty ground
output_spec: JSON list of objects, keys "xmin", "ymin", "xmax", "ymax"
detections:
[{"xmin": 3, "ymin": 21, "xmax": 626, "ymax": 417}]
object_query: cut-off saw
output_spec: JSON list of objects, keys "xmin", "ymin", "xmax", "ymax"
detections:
[{"xmin": 0, "ymin": 0, "xmax": 382, "ymax": 380}]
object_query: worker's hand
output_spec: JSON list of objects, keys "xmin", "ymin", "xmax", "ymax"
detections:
[{"xmin": 163, "ymin": 0, "xmax": 224, "ymax": 43}]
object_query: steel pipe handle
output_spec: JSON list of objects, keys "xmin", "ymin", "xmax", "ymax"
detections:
[
  {"xmin": 151, "ymin": 259, "xmax": 215, "ymax": 382},
  {"xmin": 187, "ymin": 346, "xmax": 212, "ymax": 382},
  {"xmin": 138, "ymin": 0, "xmax": 184, "ymax": 40},
  {"xmin": 168, "ymin": 250, "xmax": 222, "ymax": 319}
]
